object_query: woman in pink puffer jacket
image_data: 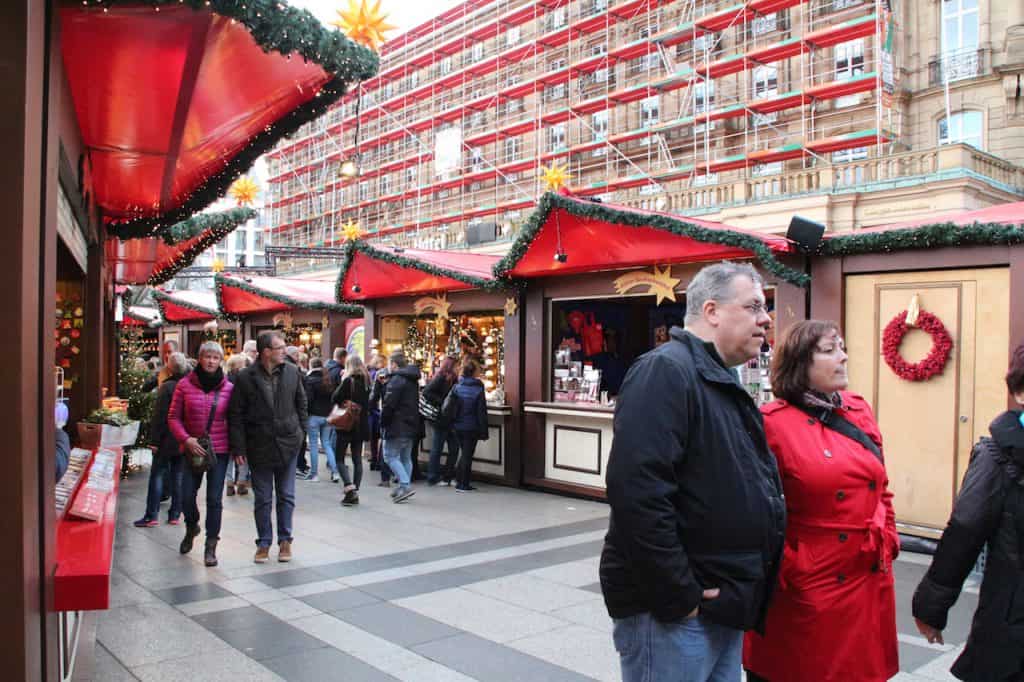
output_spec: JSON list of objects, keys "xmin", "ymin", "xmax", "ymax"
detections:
[{"xmin": 168, "ymin": 341, "xmax": 234, "ymax": 567}]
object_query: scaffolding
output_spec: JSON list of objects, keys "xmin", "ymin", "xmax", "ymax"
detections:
[{"xmin": 265, "ymin": 0, "xmax": 901, "ymax": 266}]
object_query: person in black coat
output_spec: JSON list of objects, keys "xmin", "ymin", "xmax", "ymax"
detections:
[
  {"xmin": 302, "ymin": 357, "xmax": 337, "ymax": 483},
  {"xmin": 423, "ymin": 355, "xmax": 460, "ymax": 485},
  {"xmin": 331, "ymin": 355, "xmax": 371, "ymax": 506},
  {"xmin": 912, "ymin": 342, "xmax": 1024, "ymax": 681},
  {"xmin": 451, "ymin": 358, "xmax": 489, "ymax": 492},
  {"xmin": 380, "ymin": 350, "xmax": 420, "ymax": 503},
  {"xmin": 134, "ymin": 352, "xmax": 188, "ymax": 527}
]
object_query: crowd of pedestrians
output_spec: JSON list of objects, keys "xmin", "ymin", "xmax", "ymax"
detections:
[{"xmin": 132, "ymin": 331, "xmax": 489, "ymax": 567}]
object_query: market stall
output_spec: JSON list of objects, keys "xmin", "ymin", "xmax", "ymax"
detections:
[
  {"xmin": 215, "ymin": 272, "xmax": 364, "ymax": 358},
  {"xmin": 335, "ymin": 240, "xmax": 520, "ymax": 485},
  {"xmin": 809, "ymin": 201, "xmax": 1024, "ymax": 537},
  {"xmin": 499, "ymin": 192, "xmax": 808, "ymax": 498},
  {"xmin": 152, "ymin": 288, "xmax": 238, "ymax": 358}
]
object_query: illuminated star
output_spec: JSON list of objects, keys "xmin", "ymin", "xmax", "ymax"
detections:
[
  {"xmin": 228, "ymin": 176, "xmax": 259, "ymax": 206},
  {"xmin": 211, "ymin": 258, "xmax": 225, "ymax": 273},
  {"xmin": 332, "ymin": 0, "xmax": 396, "ymax": 51},
  {"xmin": 650, "ymin": 265, "xmax": 681, "ymax": 305},
  {"xmin": 541, "ymin": 162, "xmax": 570, "ymax": 192},
  {"xmin": 342, "ymin": 220, "xmax": 363, "ymax": 242}
]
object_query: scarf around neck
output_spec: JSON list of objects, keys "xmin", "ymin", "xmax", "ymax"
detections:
[
  {"xmin": 194, "ymin": 366, "xmax": 224, "ymax": 393},
  {"xmin": 802, "ymin": 389, "xmax": 843, "ymax": 412}
]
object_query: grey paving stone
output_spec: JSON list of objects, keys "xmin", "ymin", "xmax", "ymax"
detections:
[
  {"xmin": 356, "ymin": 568, "xmax": 482, "ymax": 601},
  {"xmin": 899, "ymin": 640, "xmax": 943, "ymax": 673},
  {"xmin": 411, "ymin": 632, "xmax": 595, "ymax": 682},
  {"xmin": 578, "ymin": 582, "xmax": 603, "ymax": 594},
  {"xmin": 299, "ymin": 587, "xmax": 381, "ymax": 613},
  {"xmin": 261, "ymin": 646, "xmax": 399, "ymax": 682},
  {"xmin": 253, "ymin": 567, "xmax": 335, "ymax": 589},
  {"xmin": 92, "ymin": 643, "xmax": 139, "ymax": 682},
  {"xmin": 153, "ymin": 581, "xmax": 233, "ymax": 606},
  {"xmin": 212, "ymin": 620, "xmax": 328, "ymax": 661},
  {"xmin": 191, "ymin": 605, "xmax": 281, "ymax": 632},
  {"xmin": 332, "ymin": 602, "xmax": 462, "ymax": 648}
]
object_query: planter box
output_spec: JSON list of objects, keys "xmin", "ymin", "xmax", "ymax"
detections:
[{"xmin": 76, "ymin": 421, "xmax": 140, "ymax": 449}]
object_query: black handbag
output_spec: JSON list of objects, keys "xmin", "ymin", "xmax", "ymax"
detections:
[
  {"xmin": 440, "ymin": 384, "xmax": 459, "ymax": 423},
  {"xmin": 190, "ymin": 389, "xmax": 221, "ymax": 472},
  {"xmin": 796, "ymin": 403, "xmax": 883, "ymax": 463}
]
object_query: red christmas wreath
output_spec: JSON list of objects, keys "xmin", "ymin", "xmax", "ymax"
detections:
[{"xmin": 882, "ymin": 310, "xmax": 953, "ymax": 382}]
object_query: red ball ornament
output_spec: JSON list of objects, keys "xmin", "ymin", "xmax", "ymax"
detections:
[{"xmin": 882, "ymin": 310, "xmax": 953, "ymax": 382}]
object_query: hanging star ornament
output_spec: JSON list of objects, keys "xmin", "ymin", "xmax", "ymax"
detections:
[
  {"xmin": 211, "ymin": 258, "xmax": 225, "ymax": 273},
  {"xmin": 342, "ymin": 220, "xmax": 363, "ymax": 242},
  {"xmin": 332, "ymin": 0, "xmax": 396, "ymax": 51},
  {"xmin": 540, "ymin": 162, "xmax": 570, "ymax": 192},
  {"xmin": 229, "ymin": 176, "xmax": 259, "ymax": 206}
]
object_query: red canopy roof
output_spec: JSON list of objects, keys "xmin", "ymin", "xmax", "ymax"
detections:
[
  {"xmin": 855, "ymin": 201, "xmax": 1024, "ymax": 233},
  {"xmin": 105, "ymin": 222, "xmax": 228, "ymax": 285},
  {"xmin": 152, "ymin": 289, "xmax": 219, "ymax": 323},
  {"xmin": 494, "ymin": 194, "xmax": 801, "ymax": 283},
  {"xmin": 61, "ymin": 3, "xmax": 376, "ymax": 234},
  {"xmin": 120, "ymin": 306, "xmax": 161, "ymax": 327},
  {"xmin": 335, "ymin": 243, "xmax": 503, "ymax": 301},
  {"xmin": 216, "ymin": 273, "xmax": 363, "ymax": 316}
]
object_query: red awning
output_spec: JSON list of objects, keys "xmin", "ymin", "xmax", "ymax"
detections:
[
  {"xmin": 152, "ymin": 289, "xmax": 219, "ymax": 323},
  {"xmin": 121, "ymin": 306, "xmax": 161, "ymax": 327},
  {"xmin": 858, "ymin": 201, "xmax": 1024, "ymax": 233},
  {"xmin": 216, "ymin": 273, "xmax": 362, "ymax": 316},
  {"xmin": 495, "ymin": 193, "xmax": 798, "ymax": 281},
  {"xmin": 336, "ymin": 243, "xmax": 503, "ymax": 301},
  {"xmin": 61, "ymin": 3, "xmax": 375, "ymax": 234}
]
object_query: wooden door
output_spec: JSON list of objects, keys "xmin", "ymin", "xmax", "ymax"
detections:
[{"xmin": 844, "ymin": 267, "xmax": 1009, "ymax": 534}]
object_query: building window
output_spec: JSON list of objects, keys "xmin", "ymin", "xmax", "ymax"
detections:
[
  {"xmin": 544, "ymin": 83, "xmax": 566, "ymax": 102},
  {"xmin": 752, "ymin": 65, "xmax": 778, "ymax": 100},
  {"xmin": 751, "ymin": 12, "xmax": 778, "ymax": 36},
  {"xmin": 640, "ymin": 95, "xmax": 660, "ymax": 127},
  {"xmin": 469, "ymin": 146, "xmax": 484, "ymax": 171},
  {"xmin": 592, "ymin": 110, "xmax": 609, "ymax": 140},
  {"xmin": 694, "ymin": 81, "xmax": 715, "ymax": 113},
  {"xmin": 548, "ymin": 123, "xmax": 566, "ymax": 151},
  {"xmin": 441, "ymin": 56, "xmax": 452, "ymax": 75},
  {"xmin": 506, "ymin": 26, "xmax": 521, "ymax": 46},
  {"xmin": 235, "ymin": 230, "xmax": 248, "ymax": 253},
  {"xmin": 470, "ymin": 110, "xmax": 485, "ymax": 129},
  {"xmin": 549, "ymin": 7, "xmax": 566, "ymax": 29},
  {"xmin": 380, "ymin": 174, "xmax": 392, "ymax": 196},
  {"xmin": 942, "ymin": 0, "xmax": 978, "ymax": 54},
  {"xmin": 549, "ymin": 58, "xmax": 567, "ymax": 72},
  {"xmin": 358, "ymin": 181, "xmax": 369, "ymax": 202},
  {"xmin": 503, "ymin": 137, "xmax": 521, "ymax": 162},
  {"xmin": 591, "ymin": 43, "xmax": 607, "ymax": 56},
  {"xmin": 939, "ymin": 110, "xmax": 983, "ymax": 149},
  {"xmin": 409, "ymin": 70, "xmax": 419, "ymax": 88},
  {"xmin": 835, "ymin": 39, "xmax": 865, "ymax": 81},
  {"xmin": 471, "ymin": 42, "xmax": 485, "ymax": 62},
  {"xmin": 405, "ymin": 167, "xmax": 417, "ymax": 186},
  {"xmin": 833, "ymin": 147, "xmax": 868, "ymax": 186}
]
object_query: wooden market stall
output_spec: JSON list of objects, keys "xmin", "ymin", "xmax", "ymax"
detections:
[
  {"xmin": 151, "ymin": 288, "xmax": 238, "ymax": 358},
  {"xmin": 501, "ymin": 193, "xmax": 808, "ymax": 498},
  {"xmin": 809, "ymin": 201, "xmax": 1024, "ymax": 537},
  {"xmin": 335, "ymin": 240, "xmax": 521, "ymax": 486},
  {"xmin": 215, "ymin": 272, "xmax": 364, "ymax": 358}
]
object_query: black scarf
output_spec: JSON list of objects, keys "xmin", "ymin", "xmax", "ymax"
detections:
[{"xmin": 194, "ymin": 365, "xmax": 224, "ymax": 393}]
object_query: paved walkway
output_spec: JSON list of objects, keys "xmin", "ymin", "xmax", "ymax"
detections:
[{"xmin": 93, "ymin": 469, "xmax": 978, "ymax": 681}]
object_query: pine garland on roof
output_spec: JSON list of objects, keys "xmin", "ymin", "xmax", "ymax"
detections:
[
  {"xmin": 158, "ymin": 208, "xmax": 257, "ymax": 245},
  {"xmin": 492, "ymin": 193, "xmax": 810, "ymax": 288},
  {"xmin": 215, "ymin": 273, "xmax": 364, "ymax": 317},
  {"xmin": 819, "ymin": 221, "xmax": 1024, "ymax": 256},
  {"xmin": 147, "ymin": 218, "xmax": 244, "ymax": 285}
]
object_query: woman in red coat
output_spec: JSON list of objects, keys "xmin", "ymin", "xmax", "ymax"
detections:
[{"xmin": 744, "ymin": 320, "xmax": 899, "ymax": 682}]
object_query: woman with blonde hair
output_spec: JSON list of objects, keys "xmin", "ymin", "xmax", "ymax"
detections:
[{"xmin": 331, "ymin": 354, "xmax": 371, "ymax": 506}]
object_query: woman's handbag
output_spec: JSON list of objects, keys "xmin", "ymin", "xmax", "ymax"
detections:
[
  {"xmin": 329, "ymin": 400, "xmax": 362, "ymax": 432},
  {"xmin": 190, "ymin": 390, "xmax": 220, "ymax": 472},
  {"xmin": 419, "ymin": 392, "xmax": 441, "ymax": 422},
  {"xmin": 440, "ymin": 384, "xmax": 459, "ymax": 423}
]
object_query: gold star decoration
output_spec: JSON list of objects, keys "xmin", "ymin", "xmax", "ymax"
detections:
[
  {"xmin": 613, "ymin": 265, "xmax": 681, "ymax": 305},
  {"xmin": 211, "ymin": 258, "xmax": 225, "ymax": 273},
  {"xmin": 229, "ymin": 176, "xmax": 259, "ymax": 206},
  {"xmin": 332, "ymin": 0, "xmax": 396, "ymax": 51},
  {"xmin": 540, "ymin": 162, "xmax": 570, "ymax": 192},
  {"xmin": 504, "ymin": 297, "xmax": 518, "ymax": 317},
  {"xmin": 342, "ymin": 220, "xmax": 363, "ymax": 242}
]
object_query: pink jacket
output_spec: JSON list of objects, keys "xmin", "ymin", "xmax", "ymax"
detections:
[{"xmin": 167, "ymin": 372, "xmax": 234, "ymax": 455}]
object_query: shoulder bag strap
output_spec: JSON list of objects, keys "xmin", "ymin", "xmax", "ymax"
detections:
[
  {"xmin": 205, "ymin": 388, "xmax": 221, "ymax": 437},
  {"xmin": 794, "ymin": 403, "xmax": 883, "ymax": 464}
]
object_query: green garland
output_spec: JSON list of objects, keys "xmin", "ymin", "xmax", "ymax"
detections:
[
  {"xmin": 492, "ymin": 193, "xmax": 810, "ymax": 288},
  {"xmin": 147, "ymin": 219, "xmax": 240, "ymax": 286},
  {"xmin": 334, "ymin": 240, "xmax": 511, "ymax": 303},
  {"xmin": 215, "ymin": 273, "xmax": 364, "ymax": 316},
  {"xmin": 820, "ymin": 221, "xmax": 1024, "ymax": 257},
  {"xmin": 92, "ymin": 0, "xmax": 379, "ymax": 238},
  {"xmin": 157, "ymin": 207, "xmax": 257, "ymax": 245},
  {"xmin": 152, "ymin": 288, "xmax": 228, "ymax": 321}
]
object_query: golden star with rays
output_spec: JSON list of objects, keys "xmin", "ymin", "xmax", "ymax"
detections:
[
  {"xmin": 332, "ymin": 0, "xmax": 396, "ymax": 51},
  {"xmin": 540, "ymin": 162, "xmax": 570, "ymax": 192},
  {"xmin": 342, "ymin": 220, "xmax": 363, "ymax": 242},
  {"xmin": 504, "ymin": 297, "xmax": 518, "ymax": 317},
  {"xmin": 650, "ymin": 265, "xmax": 681, "ymax": 305},
  {"xmin": 211, "ymin": 258, "xmax": 225, "ymax": 274},
  {"xmin": 228, "ymin": 176, "xmax": 259, "ymax": 206}
]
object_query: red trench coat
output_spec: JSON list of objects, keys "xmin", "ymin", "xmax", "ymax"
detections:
[{"xmin": 743, "ymin": 392, "xmax": 900, "ymax": 682}]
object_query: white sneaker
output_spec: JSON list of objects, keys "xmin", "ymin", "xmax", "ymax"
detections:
[
  {"xmin": 330, "ymin": 472, "xmax": 340, "ymax": 483},
  {"xmin": 307, "ymin": 475, "xmax": 320, "ymax": 482}
]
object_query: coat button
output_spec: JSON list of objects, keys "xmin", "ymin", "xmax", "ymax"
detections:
[
  {"xmin": 836, "ymin": 490, "xmax": 846, "ymax": 501},
  {"xmin": 868, "ymin": 481, "xmax": 877, "ymax": 490},
  {"xmin": 807, "ymin": 418, "xmax": 815, "ymax": 425},
  {"xmin": 871, "ymin": 563, "xmax": 880, "ymax": 573},
  {"xmin": 823, "ymin": 448, "xmax": 833, "ymax": 458},
  {"xmin": 838, "ymin": 532, "xmax": 848, "ymax": 542},
  {"xmin": 837, "ymin": 573, "xmax": 846, "ymax": 583}
]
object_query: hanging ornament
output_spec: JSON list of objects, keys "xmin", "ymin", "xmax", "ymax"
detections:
[
  {"xmin": 331, "ymin": 0, "xmax": 396, "ymax": 51},
  {"xmin": 540, "ymin": 162, "xmax": 570, "ymax": 192},
  {"xmin": 882, "ymin": 296, "xmax": 953, "ymax": 382},
  {"xmin": 504, "ymin": 297, "xmax": 519, "ymax": 317},
  {"xmin": 613, "ymin": 265, "xmax": 681, "ymax": 306},
  {"xmin": 229, "ymin": 176, "xmax": 259, "ymax": 206},
  {"xmin": 211, "ymin": 258, "xmax": 226, "ymax": 273},
  {"xmin": 413, "ymin": 293, "xmax": 451, "ymax": 320},
  {"xmin": 342, "ymin": 220, "xmax": 363, "ymax": 242}
]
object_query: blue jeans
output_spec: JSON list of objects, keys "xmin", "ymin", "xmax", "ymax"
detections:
[
  {"xmin": 383, "ymin": 437, "xmax": 414, "ymax": 487},
  {"xmin": 427, "ymin": 423, "xmax": 459, "ymax": 484},
  {"xmin": 250, "ymin": 455, "xmax": 298, "ymax": 548},
  {"xmin": 181, "ymin": 454, "xmax": 229, "ymax": 539},
  {"xmin": 226, "ymin": 456, "xmax": 249, "ymax": 484},
  {"xmin": 306, "ymin": 415, "xmax": 337, "ymax": 477},
  {"xmin": 144, "ymin": 453, "xmax": 183, "ymax": 521},
  {"xmin": 613, "ymin": 613, "xmax": 742, "ymax": 682}
]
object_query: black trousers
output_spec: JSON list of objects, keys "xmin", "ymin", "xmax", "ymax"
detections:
[
  {"xmin": 456, "ymin": 432, "xmax": 479, "ymax": 489},
  {"xmin": 745, "ymin": 672, "xmax": 769, "ymax": 682}
]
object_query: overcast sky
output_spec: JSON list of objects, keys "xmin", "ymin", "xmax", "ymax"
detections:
[{"xmin": 288, "ymin": 0, "xmax": 465, "ymax": 37}]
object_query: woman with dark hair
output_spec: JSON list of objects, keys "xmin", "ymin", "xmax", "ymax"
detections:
[
  {"xmin": 912, "ymin": 343, "xmax": 1024, "ymax": 681},
  {"xmin": 332, "ymin": 354, "xmax": 371, "ymax": 505},
  {"xmin": 423, "ymin": 355, "xmax": 460, "ymax": 486},
  {"xmin": 451, "ymin": 358, "xmax": 489, "ymax": 493},
  {"xmin": 743, "ymin": 320, "xmax": 899, "ymax": 682}
]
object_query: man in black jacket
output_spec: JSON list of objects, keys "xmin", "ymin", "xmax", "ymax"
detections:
[
  {"xmin": 380, "ymin": 350, "xmax": 420, "ymax": 503},
  {"xmin": 601, "ymin": 262, "xmax": 785, "ymax": 682},
  {"xmin": 230, "ymin": 331, "xmax": 308, "ymax": 564}
]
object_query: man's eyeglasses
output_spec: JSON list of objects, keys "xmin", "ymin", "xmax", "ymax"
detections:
[{"xmin": 739, "ymin": 302, "xmax": 768, "ymax": 317}]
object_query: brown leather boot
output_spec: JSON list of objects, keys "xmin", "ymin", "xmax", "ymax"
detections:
[
  {"xmin": 254, "ymin": 546, "xmax": 270, "ymax": 564},
  {"xmin": 278, "ymin": 540, "xmax": 292, "ymax": 563},
  {"xmin": 236, "ymin": 482, "xmax": 248, "ymax": 495}
]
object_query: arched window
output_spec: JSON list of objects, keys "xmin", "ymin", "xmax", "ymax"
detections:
[{"xmin": 938, "ymin": 110, "xmax": 983, "ymax": 149}]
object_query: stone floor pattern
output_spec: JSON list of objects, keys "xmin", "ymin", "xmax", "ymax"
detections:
[{"xmin": 94, "ymin": 470, "xmax": 979, "ymax": 681}]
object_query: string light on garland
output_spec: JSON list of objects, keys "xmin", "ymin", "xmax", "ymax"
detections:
[
  {"xmin": 331, "ymin": 0, "xmax": 396, "ymax": 51},
  {"xmin": 228, "ymin": 176, "xmax": 259, "ymax": 206}
]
